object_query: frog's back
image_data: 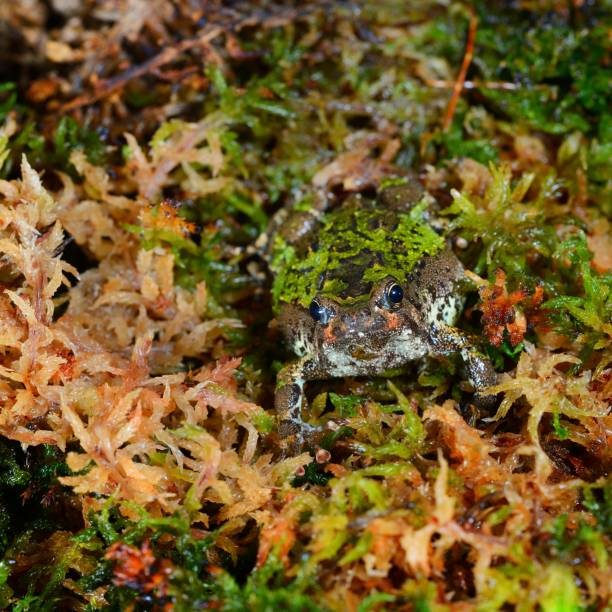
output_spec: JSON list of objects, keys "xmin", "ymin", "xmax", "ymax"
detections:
[
  {"xmin": 270, "ymin": 181, "xmax": 473, "ymax": 316},
  {"xmin": 287, "ymin": 199, "xmax": 446, "ymax": 305}
]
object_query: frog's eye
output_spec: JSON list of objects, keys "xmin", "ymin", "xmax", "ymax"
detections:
[
  {"xmin": 309, "ymin": 299, "xmax": 334, "ymax": 325},
  {"xmin": 385, "ymin": 283, "xmax": 404, "ymax": 307}
]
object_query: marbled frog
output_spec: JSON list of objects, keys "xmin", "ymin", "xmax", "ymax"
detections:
[{"xmin": 266, "ymin": 181, "xmax": 496, "ymax": 449}]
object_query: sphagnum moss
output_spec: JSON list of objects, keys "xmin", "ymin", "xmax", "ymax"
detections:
[{"xmin": 0, "ymin": 1, "xmax": 609, "ymax": 610}]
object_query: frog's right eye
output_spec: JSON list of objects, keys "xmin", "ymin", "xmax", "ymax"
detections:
[
  {"xmin": 386, "ymin": 283, "xmax": 404, "ymax": 305},
  {"xmin": 309, "ymin": 299, "xmax": 334, "ymax": 325}
]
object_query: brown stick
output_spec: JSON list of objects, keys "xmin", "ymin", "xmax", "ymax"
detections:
[
  {"xmin": 427, "ymin": 79, "xmax": 519, "ymax": 91},
  {"xmin": 60, "ymin": 30, "xmax": 223, "ymax": 113},
  {"xmin": 442, "ymin": 12, "xmax": 478, "ymax": 131},
  {"xmin": 59, "ymin": 4, "xmax": 322, "ymax": 114}
]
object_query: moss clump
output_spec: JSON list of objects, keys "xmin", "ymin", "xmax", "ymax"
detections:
[
  {"xmin": 0, "ymin": 1, "xmax": 610, "ymax": 609},
  {"xmin": 270, "ymin": 200, "xmax": 444, "ymax": 311}
]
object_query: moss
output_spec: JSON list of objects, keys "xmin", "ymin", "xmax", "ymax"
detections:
[
  {"xmin": 435, "ymin": 110, "xmax": 499, "ymax": 164},
  {"xmin": 474, "ymin": 8, "xmax": 611, "ymax": 136},
  {"xmin": 0, "ymin": 1, "xmax": 610, "ymax": 609},
  {"xmin": 270, "ymin": 200, "xmax": 445, "ymax": 310},
  {"xmin": 544, "ymin": 232, "xmax": 612, "ymax": 351},
  {"xmin": 0, "ymin": 88, "xmax": 105, "ymax": 179}
]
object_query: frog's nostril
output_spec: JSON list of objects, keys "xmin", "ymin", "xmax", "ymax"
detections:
[
  {"xmin": 341, "ymin": 311, "xmax": 367, "ymax": 329},
  {"xmin": 340, "ymin": 312, "xmax": 354, "ymax": 324}
]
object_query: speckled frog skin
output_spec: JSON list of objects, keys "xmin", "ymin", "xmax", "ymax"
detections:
[{"xmin": 267, "ymin": 181, "xmax": 496, "ymax": 449}]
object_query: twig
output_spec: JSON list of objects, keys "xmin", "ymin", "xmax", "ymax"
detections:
[
  {"xmin": 442, "ymin": 11, "xmax": 478, "ymax": 131},
  {"xmin": 427, "ymin": 79, "xmax": 552, "ymax": 92},
  {"xmin": 427, "ymin": 79, "xmax": 519, "ymax": 91},
  {"xmin": 61, "ymin": 30, "xmax": 222, "ymax": 113},
  {"xmin": 59, "ymin": 4, "xmax": 325, "ymax": 114}
]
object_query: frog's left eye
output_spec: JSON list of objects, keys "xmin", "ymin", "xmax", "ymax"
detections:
[
  {"xmin": 385, "ymin": 283, "xmax": 404, "ymax": 306},
  {"xmin": 309, "ymin": 299, "xmax": 334, "ymax": 325}
]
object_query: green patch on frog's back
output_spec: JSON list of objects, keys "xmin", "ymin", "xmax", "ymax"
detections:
[{"xmin": 270, "ymin": 201, "xmax": 445, "ymax": 311}]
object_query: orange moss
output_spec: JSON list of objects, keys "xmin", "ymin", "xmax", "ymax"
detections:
[
  {"xmin": 140, "ymin": 200, "xmax": 197, "ymax": 237},
  {"xmin": 0, "ymin": 157, "xmax": 305, "ymax": 528},
  {"xmin": 479, "ymin": 268, "xmax": 544, "ymax": 347},
  {"xmin": 106, "ymin": 540, "xmax": 172, "ymax": 598}
]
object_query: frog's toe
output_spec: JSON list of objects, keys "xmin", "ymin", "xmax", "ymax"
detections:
[
  {"xmin": 278, "ymin": 419, "xmax": 325, "ymax": 455},
  {"xmin": 278, "ymin": 417, "xmax": 301, "ymax": 439},
  {"xmin": 473, "ymin": 390, "xmax": 502, "ymax": 412}
]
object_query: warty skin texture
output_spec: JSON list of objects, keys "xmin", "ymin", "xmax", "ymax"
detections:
[{"xmin": 269, "ymin": 182, "xmax": 497, "ymax": 451}]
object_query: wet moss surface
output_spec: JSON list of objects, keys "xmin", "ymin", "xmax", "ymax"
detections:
[{"xmin": 0, "ymin": 1, "xmax": 609, "ymax": 610}]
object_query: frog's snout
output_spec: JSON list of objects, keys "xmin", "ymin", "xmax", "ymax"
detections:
[
  {"xmin": 325, "ymin": 307, "xmax": 389, "ymax": 356},
  {"xmin": 337, "ymin": 308, "xmax": 373, "ymax": 329}
]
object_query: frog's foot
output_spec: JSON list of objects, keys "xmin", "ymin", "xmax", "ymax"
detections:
[
  {"xmin": 275, "ymin": 382, "xmax": 302, "ymax": 418},
  {"xmin": 275, "ymin": 357, "xmax": 323, "ymax": 454},
  {"xmin": 460, "ymin": 345, "xmax": 500, "ymax": 412},
  {"xmin": 275, "ymin": 381, "xmax": 314, "ymax": 455},
  {"xmin": 278, "ymin": 418, "xmax": 325, "ymax": 456},
  {"xmin": 430, "ymin": 324, "xmax": 499, "ymax": 412},
  {"xmin": 472, "ymin": 390, "xmax": 501, "ymax": 412},
  {"xmin": 275, "ymin": 381, "xmax": 309, "ymax": 456}
]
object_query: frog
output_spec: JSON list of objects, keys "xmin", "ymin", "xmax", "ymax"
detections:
[{"xmin": 265, "ymin": 179, "xmax": 497, "ymax": 451}]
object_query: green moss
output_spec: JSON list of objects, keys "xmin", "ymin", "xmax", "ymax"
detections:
[
  {"xmin": 582, "ymin": 481, "xmax": 612, "ymax": 537},
  {"xmin": 270, "ymin": 201, "xmax": 445, "ymax": 311},
  {"xmin": 435, "ymin": 108, "xmax": 499, "ymax": 164},
  {"xmin": 0, "ymin": 442, "xmax": 75, "ymax": 576},
  {"xmin": 339, "ymin": 531, "xmax": 373, "ymax": 565},
  {"xmin": 551, "ymin": 412, "xmax": 570, "ymax": 441},
  {"xmin": 544, "ymin": 232, "xmax": 612, "ymax": 352},
  {"xmin": 549, "ymin": 514, "xmax": 608, "ymax": 570},
  {"xmin": 328, "ymin": 393, "xmax": 366, "ymax": 418},
  {"xmin": 213, "ymin": 554, "xmax": 323, "ymax": 612},
  {"xmin": 474, "ymin": 9, "xmax": 610, "ymax": 136},
  {"xmin": 0, "ymin": 83, "xmax": 17, "ymax": 121},
  {"xmin": 442, "ymin": 165, "xmax": 567, "ymax": 288},
  {"xmin": 292, "ymin": 461, "xmax": 331, "ymax": 487},
  {"xmin": 52, "ymin": 116, "xmax": 106, "ymax": 168},
  {"xmin": 0, "ymin": 82, "xmax": 107, "ymax": 180},
  {"xmin": 66, "ymin": 500, "xmax": 324, "ymax": 611},
  {"xmin": 478, "ymin": 562, "xmax": 583, "ymax": 612}
]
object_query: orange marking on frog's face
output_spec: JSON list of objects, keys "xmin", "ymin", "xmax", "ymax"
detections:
[
  {"xmin": 323, "ymin": 325, "xmax": 337, "ymax": 342},
  {"xmin": 382, "ymin": 311, "xmax": 401, "ymax": 330}
]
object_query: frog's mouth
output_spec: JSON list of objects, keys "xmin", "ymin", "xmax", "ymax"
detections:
[{"xmin": 349, "ymin": 345, "xmax": 379, "ymax": 361}]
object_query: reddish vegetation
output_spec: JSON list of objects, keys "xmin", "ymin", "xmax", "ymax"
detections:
[
  {"xmin": 106, "ymin": 540, "xmax": 172, "ymax": 598},
  {"xmin": 140, "ymin": 200, "xmax": 198, "ymax": 237},
  {"xmin": 479, "ymin": 269, "xmax": 544, "ymax": 347},
  {"xmin": 0, "ymin": 1, "xmax": 609, "ymax": 609}
]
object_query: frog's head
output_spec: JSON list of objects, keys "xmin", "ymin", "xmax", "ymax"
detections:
[{"xmin": 279, "ymin": 275, "xmax": 426, "ymax": 369}]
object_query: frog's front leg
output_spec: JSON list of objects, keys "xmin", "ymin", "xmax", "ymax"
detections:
[
  {"xmin": 429, "ymin": 324, "xmax": 498, "ymax": 409},
  {"xmin": 275, "ymin": 357, "xmax": 324, "ymax": 453}
]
